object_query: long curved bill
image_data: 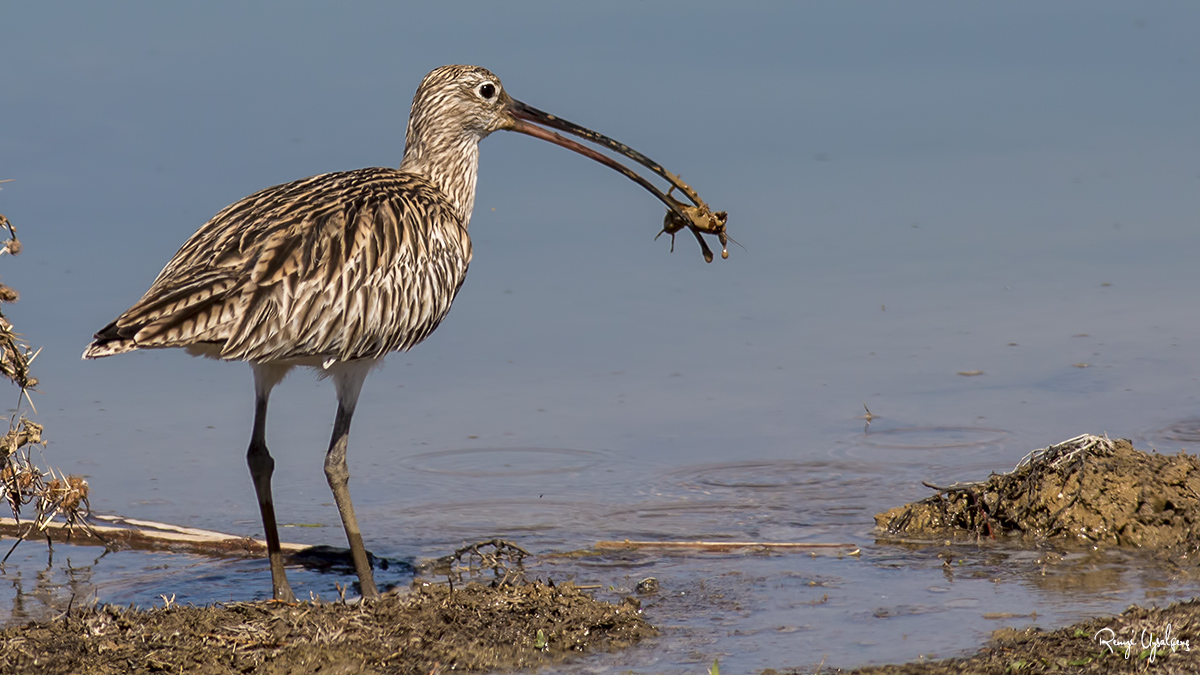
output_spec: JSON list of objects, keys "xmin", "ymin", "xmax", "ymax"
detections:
[{"xmin": 503, "ymin": 98, "xmax": 730, "ymax": 262}]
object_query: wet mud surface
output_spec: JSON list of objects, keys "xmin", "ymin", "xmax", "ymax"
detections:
[
  {"xmin": 839, "ymin": 434, "xmax": 1200, "ymax": 674},
  {"xmin": 875, "ymin": 435, "xmax": 1200, "ymax": 551},
  {"xmin": 0, "ymin": 580, "xmax": 652, "ymax": 675}
]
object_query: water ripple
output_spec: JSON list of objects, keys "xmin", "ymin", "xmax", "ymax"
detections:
[
  {"xmin": 401, "ymin": 447, "xmax": 607, "ymax": 478},
  {"xmin": 859, "ymin": 426, "xmax": 1008, "ymax": 450}
]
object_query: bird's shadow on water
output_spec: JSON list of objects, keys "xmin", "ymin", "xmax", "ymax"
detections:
[{"xmin": 285, "ymin": 544, "xmax": 415, "ymax": 596}]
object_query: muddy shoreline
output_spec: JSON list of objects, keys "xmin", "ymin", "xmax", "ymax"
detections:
[
  {"xmin": 841, "ymin": 434, "xmax": 1200, "ymax": 674},
  {"xmin": 6, "ymin": 435, "xmax": 1200, "ymax": 674},
  {"xmin": 6, "ymin": 578, "xmax": 1197, "ymax": 674},
  {"xmin": 0, "ymin": 580, "xmax": 652, "ymax": 675}
]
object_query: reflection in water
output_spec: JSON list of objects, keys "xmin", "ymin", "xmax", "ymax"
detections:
[
  {"xmin": 871, "ymin": 541, "xmax": 1198, "ymax": 606},
  {"xmin": 2, "ymin": 544, "xmax": 101, "ymax": 624},
  {"xmin": 1029, "ymin": 548, "xmax": 1200, "ymax": 602}
]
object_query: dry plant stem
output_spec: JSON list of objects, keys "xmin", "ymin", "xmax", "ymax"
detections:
[
  {"xmin": 0, "ymin": 210, "xmax": 93, "ymax": 557},
  {"xmin": 452, "ymin": 538, "xmax": 531, "ymax": 561},
  {"xmin": 423, "ymin": 538, "xmax": 532, "ymax": 588},
  {"xmin": 921, "ymin": 434, "xmax": 1112, "ymax": 497},
  {"xmin": 0, "ymin": 217, "xmax": 38, "ymax": 395}
]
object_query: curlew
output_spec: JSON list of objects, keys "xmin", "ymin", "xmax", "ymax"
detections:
[{"xmin": 84, "ymin": 65, "xmax": 725, "ymax": 600}]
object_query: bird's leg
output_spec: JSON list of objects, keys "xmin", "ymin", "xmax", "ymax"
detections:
[
  {"xmin": 247, "ymin": 365, "xmax": 296, "ymax": 602},
  {"xmin": 325, "ymin": 361, "xmax": 379, "ymax": 598}
]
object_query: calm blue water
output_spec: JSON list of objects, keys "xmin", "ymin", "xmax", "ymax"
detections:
[{"xmin": 3, "ymin": 2, "xmax": 1200, "ymax": 671}]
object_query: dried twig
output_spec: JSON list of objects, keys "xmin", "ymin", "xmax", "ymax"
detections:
[
  {"xmin": 0, "ymin": 207, "xmax": 94, "ymax": 557},
  {"xmin": 420, "ymin": 538, "xmax": 531, "ymax": 587}
]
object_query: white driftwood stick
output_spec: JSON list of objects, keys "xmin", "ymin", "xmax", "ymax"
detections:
[{"xmin": 0, "ymin": 515, "xmax": 307, "ymax": 557}]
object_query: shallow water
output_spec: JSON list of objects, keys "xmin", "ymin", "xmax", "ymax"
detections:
[{"xmin": 4, "ymin": 2, "xmax": 1200, "ymax": 672}]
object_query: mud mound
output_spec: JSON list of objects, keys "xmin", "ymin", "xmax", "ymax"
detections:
[
  {"xmin": 0, "ymin": 580, "xmax": 653, "ymax": 675},
  {"xmin": 840, "ymin": 599, "xmax": 1200, "ymax": 674},
  {"xmin": 875, "ymin": 434, "xmax": 1200, "ymax": 549}
]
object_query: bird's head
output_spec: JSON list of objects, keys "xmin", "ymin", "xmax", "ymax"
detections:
[
  {"xmin": 404, "ymin": 65, "xmax": 730, "ymax": 261},
  {"xmin": 406, "ymin": 65, "xmax": 513, "ymax": 142}
]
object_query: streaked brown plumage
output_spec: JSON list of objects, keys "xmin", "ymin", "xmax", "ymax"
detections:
[
  {"xmin": 86, "ymin": 170, "xmax": 471, "ymax": 363},
  {"xmin": 85, "ymin": 64, "xmax": 715, "ymax": 601}
]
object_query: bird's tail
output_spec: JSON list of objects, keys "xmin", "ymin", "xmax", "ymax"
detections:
[
  {"xmin": 82, "ymin": 338, "xmax": 139, "ymax": 360},
  {"xmin": 83, "ymin": 320, "xmax": 140, "ymax": 359}
]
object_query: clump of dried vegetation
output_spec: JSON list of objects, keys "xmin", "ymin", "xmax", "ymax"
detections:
[{"xmin": 0, "ymin": 205, "xmax": 92, "ymax": 561}]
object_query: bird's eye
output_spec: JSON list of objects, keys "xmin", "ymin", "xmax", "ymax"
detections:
[{"xmin": 478, "ymin": 82, "xmax": 496, "ymax": 100}]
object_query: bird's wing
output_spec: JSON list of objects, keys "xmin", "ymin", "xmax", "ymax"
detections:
[{"xmin": 85, "ymin": 168, "xmax": 472, "ymax": 363}]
